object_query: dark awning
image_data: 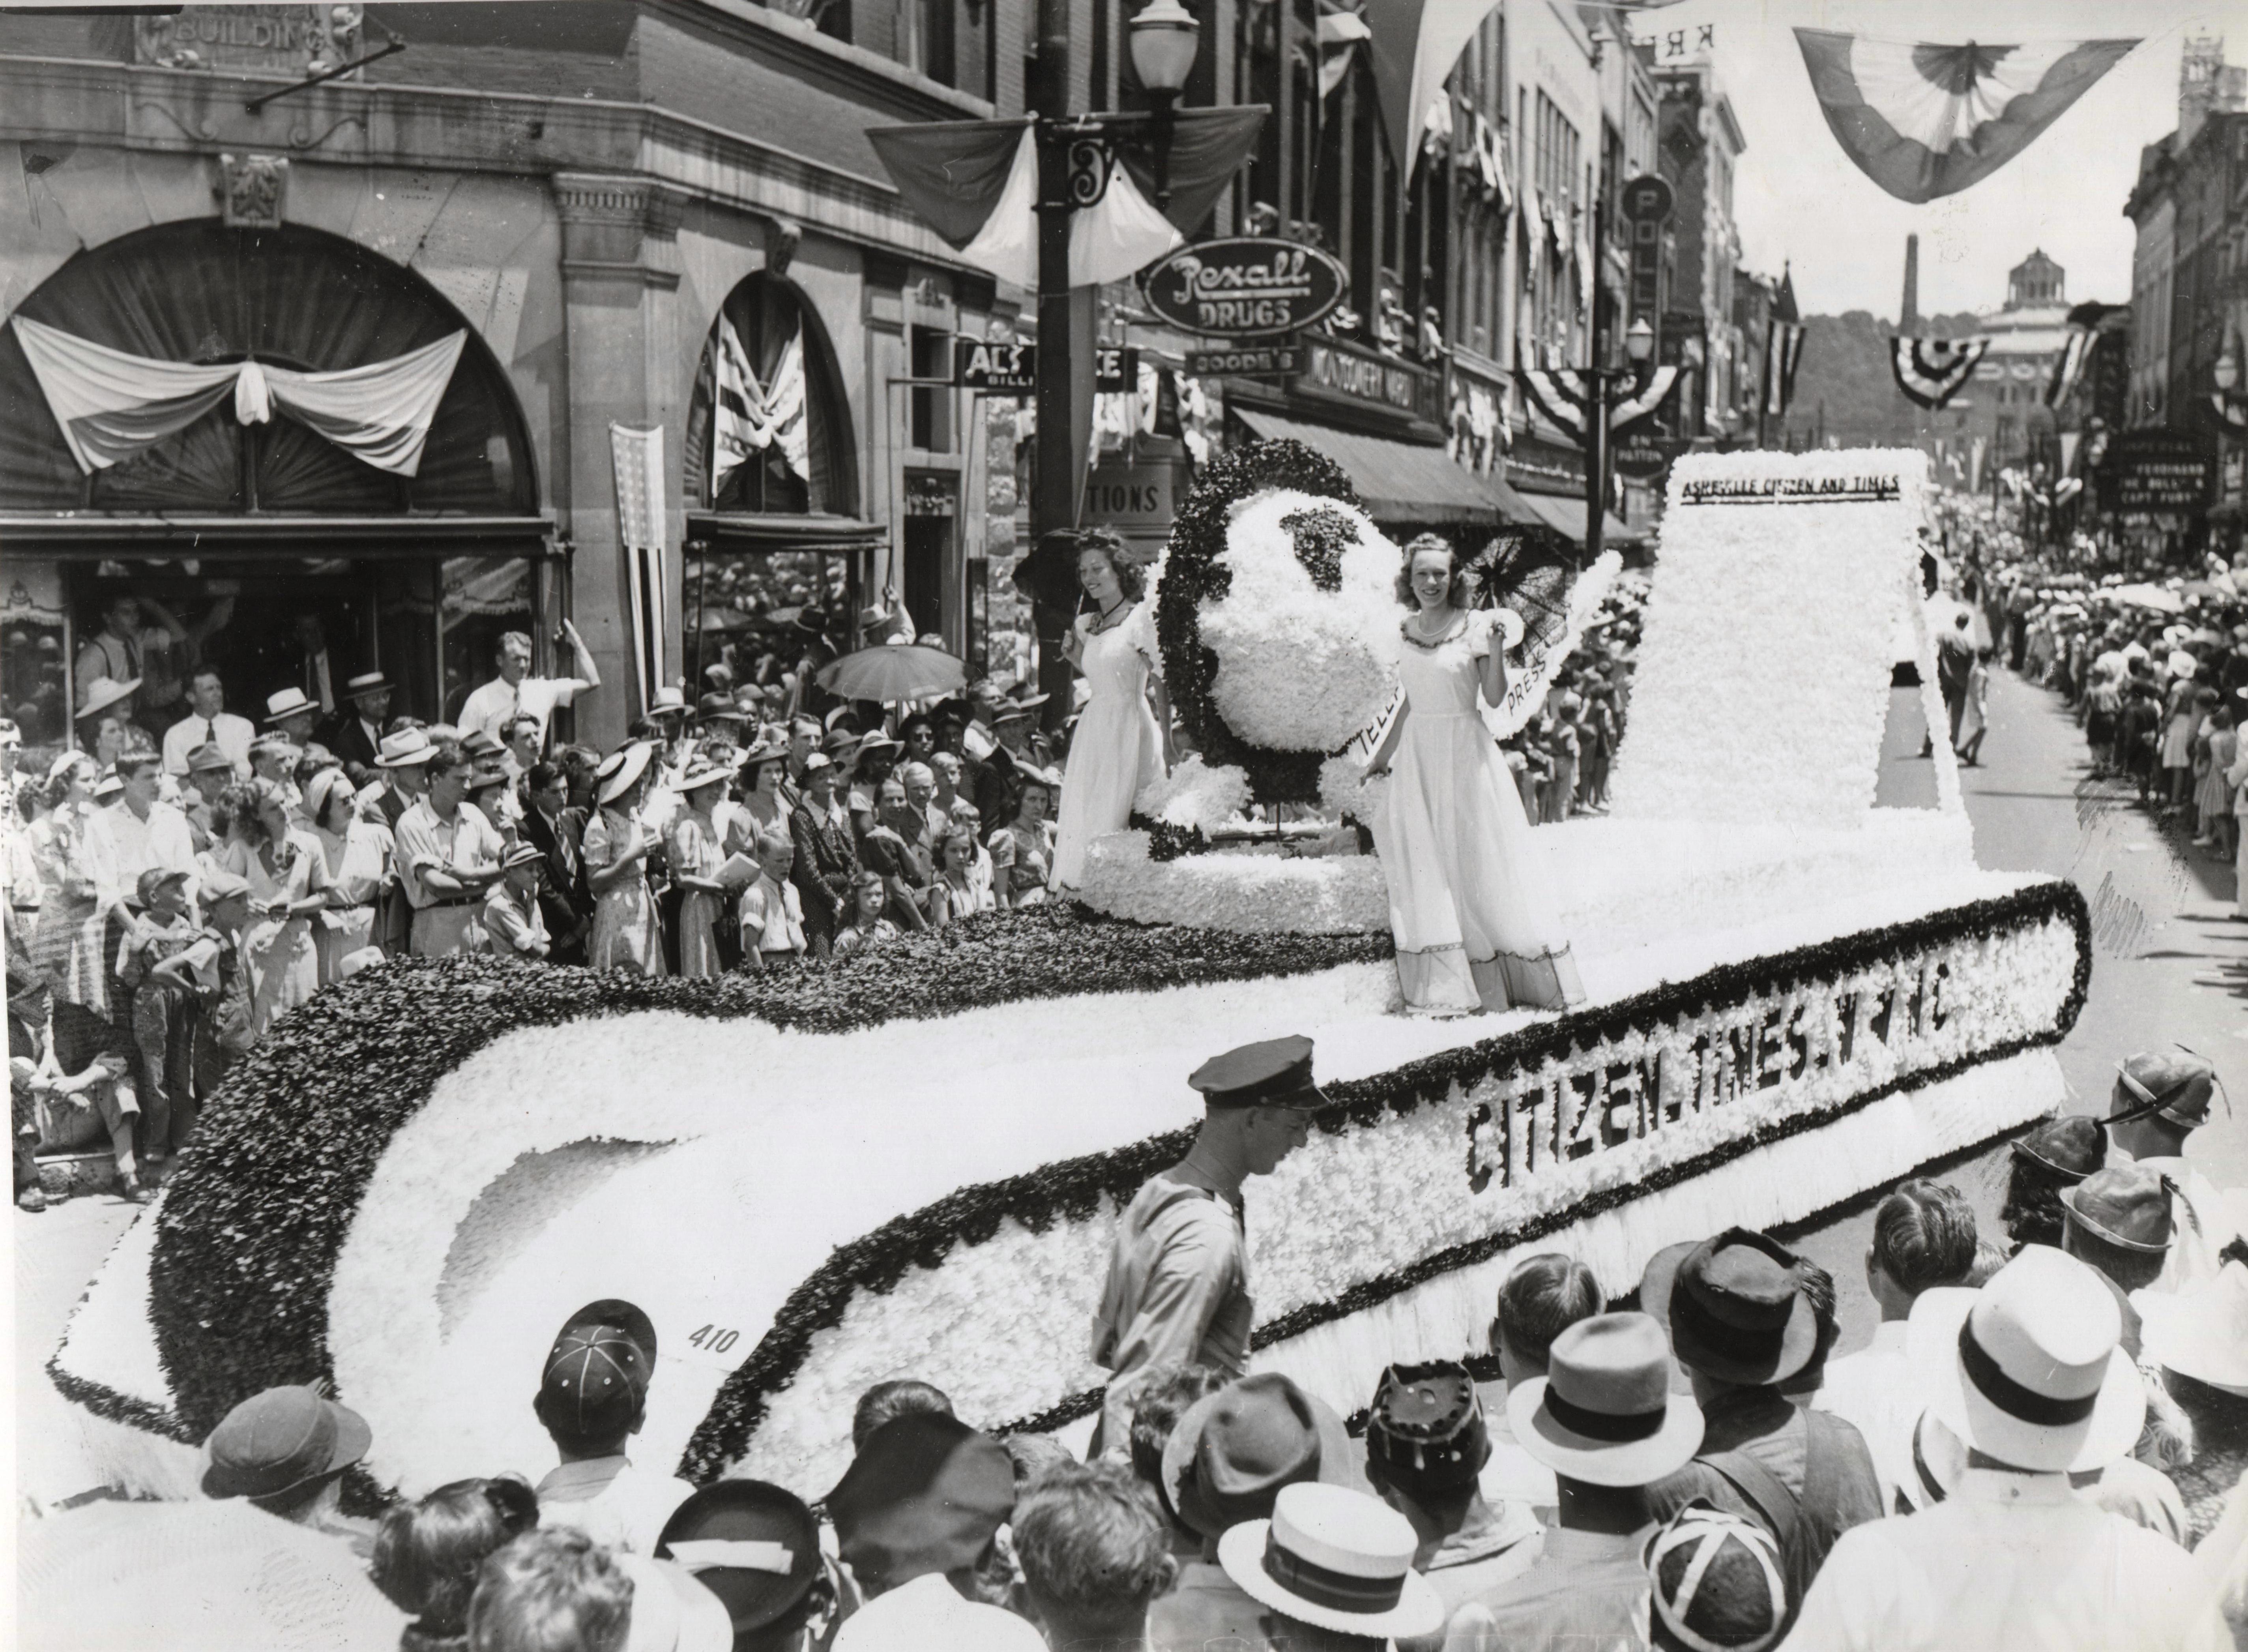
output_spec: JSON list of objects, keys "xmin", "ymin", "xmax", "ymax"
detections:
[
  {"xmin": 1233, "ymin": 407, "xmax": 1511, "ymax": 525},
  {"xmin": 686, "ymin": 513, "xmax": 886, "ymax": 553},
  {"xmin": 0, "ymin": 513, "xmax": 559, "ymax": 560},
  {"xmin": 1504, "ymin": 488, "xmax": 1639, "ymax": 547}
]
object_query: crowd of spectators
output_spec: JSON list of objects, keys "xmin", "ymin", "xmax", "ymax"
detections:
[
  {"xmin": 22, "ymin": 1045, "xmax": 2248, "ymax": 1651},
  {"xmin": 1, "ymin": 620, "xmax": 1076, "ymax": 1209},
  {"xmin": 1494, "ymin": 573, "xmax": 1647, "ymax": 826}
]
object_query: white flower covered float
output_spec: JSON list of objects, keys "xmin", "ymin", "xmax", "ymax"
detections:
[{"xmin": 47, "ymin": 446, "xmax": 2089, "ymax": 1510}]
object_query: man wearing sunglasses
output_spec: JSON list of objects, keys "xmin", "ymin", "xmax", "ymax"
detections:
[{"xmin": 1090, "ymin": 1034, "xmax": 1326, "ymax": 1454}]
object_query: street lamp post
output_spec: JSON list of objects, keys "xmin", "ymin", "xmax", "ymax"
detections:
[
  {"xmin": 1581, "ymin": 311, "xmax": 1656, "ymax": 569},
  {"xmin": 1028, "ymin": 0, "xmax": 1198, "ymax": 719}
]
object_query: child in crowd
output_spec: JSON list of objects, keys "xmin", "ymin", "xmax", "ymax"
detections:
[
  {"xmin": 737, "ymin": 831, "xmax": 807, "ymax": 971},
  {"xmin": 117, "ymin": 866, "xmax": 205, "ymax": 1178}
]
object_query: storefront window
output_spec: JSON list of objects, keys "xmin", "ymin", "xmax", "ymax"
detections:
[{"xmin": 683, "ymin": 547, "xmax": 861, "ymax": 703}]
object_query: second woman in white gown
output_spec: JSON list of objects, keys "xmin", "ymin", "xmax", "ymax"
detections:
[
  {"xmin": 1368, "ymin": 536, "xmax": 1583, "ymax": 1016},
  {"xmin": 1050, "ymin": 531, "xmax": 1170, "ymax": 893}
]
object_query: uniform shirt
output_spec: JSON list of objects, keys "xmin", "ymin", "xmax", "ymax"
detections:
[
  {"xmin": 392, "ymin": 799, "xmax": 504, "ymax": 909},
  {"xmin": 1815, "ymin": 1321, "xmax": 1917, "ymax": 1514},
  {"xmin": 1439, "ymin": 1523, "xmax": 1653, "ymax": 1652},
  {"xmin": 1091, "ymin": 1173, "xmax": 1252, "ymax": 1446},
  {"xmin": 534, "ymin": 1456, "xmax": 694, "ymax": 1556},
  {"xmin": 457, "ymin": 673, "xmax": 584, "ymax": 747},
  {"xmin": 483, "ymin": 881, "xmax": 550, "ymax": 959},
  {"xmin": 1779, "ymin": 1468, "xmax": 2226, "ymax": 1652},
  {"xmin": 161, "ymin": 711, "xmax": 255, "ymax": 777},
  {"xmin": 831, "ymin": 1571, "xmax": 1044, "ymax": 1652}
]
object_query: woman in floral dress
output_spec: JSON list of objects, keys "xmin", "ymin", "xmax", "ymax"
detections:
[
  {"xmin": 216, "ymin": 778, "xmax": 331, "ymax": 1036},
  {"xmin": 990, "ymin": 771, "xmax": 1057, "ymax": 908},
  {"xmin": 29, "ymin": 753, "xmax": 104, "ymax": 1015},
  {"xmin": 666, "ymin": 762, "xmax": 732, "ymax": 979},
  {"xmin": 305, "ymin": 770, "xmax": 393, "ymax": 984},
  {"xmin": 583, "ymin": 744, "xmax": 665, "ymax": 976}
]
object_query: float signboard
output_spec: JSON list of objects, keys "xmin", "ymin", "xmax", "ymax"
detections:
[{"xmin": 1141, "ymin": 238, "xmax": 1349, "ymax": 338}]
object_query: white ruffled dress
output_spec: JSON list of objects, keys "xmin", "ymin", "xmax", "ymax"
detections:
[
  {"xmin": 1378, "ymin": 609, "xmax": 1583, "ymax": 1015},
  {"xmin": 1050, "ymin": 603, "xmax": 1164, "ymax": 892}
]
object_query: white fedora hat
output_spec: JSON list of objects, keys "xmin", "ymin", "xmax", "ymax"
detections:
[
  {"xmin": 1215, "ymin": 1482, "xmax": 1444, "ymax": 1643},
  {"xmin": 2139, "ymin": 1261, "xmax": 2248, "ymax": 1397},
  {"xmin": 1907, "ymin": 1247, "xmax": 2144, "ymax": 1474},
  {"xmin": 374, "ymin": 728, "xmax": 436, "ymax": 768},
  {"xmin": 264, "ymin": 687, "xmax": 318, "ymax": 725}
]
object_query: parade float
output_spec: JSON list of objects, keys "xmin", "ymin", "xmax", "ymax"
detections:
[{"xmin": 50, "ymin": 442, "xmax": 2087, "ymax": 1508}]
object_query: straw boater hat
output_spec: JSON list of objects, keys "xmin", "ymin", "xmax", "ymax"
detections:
[
  {"xmin": 1507, "ymin": 1312, "xmax": 1705, "ymax": 1487},
  {"xmin": 596, "ymin": 744, "xmax": 655, "ymax": 806},
  {"xmin": 75, "ymin": 675, "xmax": 140, "ymax": 722},
  {"xmin": 262, "ymin": 688, "xmax": 318, "ymax": 726},
  {"xmin": 657, "ymin": 1480, "xmax": 825, "ymax": 1644},
  {"xmin": 1215, "ymin": 1482, "xmax": 1444, "ymax": 1643},
  {"xmin": 343, "ymin": 671, "xmax": 390, "ymax": 701},
  {"xmin": 1905, "ymin": 1247, "xmax": 2145, "ymax": 1474}
]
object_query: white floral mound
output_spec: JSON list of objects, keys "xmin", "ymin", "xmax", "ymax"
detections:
[
  {"xmin": 1201, "ymin": 490, "xmax": 1402, "ymax": 753},
  {"xmin": 1134, "ymin": 755, "xmax": 1255, "ymax": 834},
  {"xmin": 1608, "ymin": 448, "xmax": 1939, "ymax": 831}
]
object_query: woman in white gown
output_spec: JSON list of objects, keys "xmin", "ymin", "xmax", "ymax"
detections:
[
  {"xmin": 1367, "ymin": 536, "xmax": 1583, "ymax": 1016},
  {"xmin": 1050, "ymin": 531, "xmax": 1170, "ymax": 892}
]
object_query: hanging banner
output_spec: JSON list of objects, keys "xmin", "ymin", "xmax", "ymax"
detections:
[{"xmin": 611, "ymin": 423, "xmax": 669, "ymax": 714}]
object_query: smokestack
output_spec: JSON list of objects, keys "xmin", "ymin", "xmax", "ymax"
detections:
[{"xmin": 1901, "ymin": 234, "xmax": 1920, "ymax": 332}]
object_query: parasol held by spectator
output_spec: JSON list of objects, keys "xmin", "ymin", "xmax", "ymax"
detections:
[{"xmin": 816, "ymin": 642, "xmax": 966, "ymax": 704}]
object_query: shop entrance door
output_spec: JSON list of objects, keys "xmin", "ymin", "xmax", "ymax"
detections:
[{"xmin": 901, "ymin": 472, "xmax": 958, "ymax": 644}]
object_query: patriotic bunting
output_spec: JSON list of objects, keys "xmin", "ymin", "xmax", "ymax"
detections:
[
  {"xmin": 867, "ymin": 111, "xmax": 1263, "ymax": 291},
  {"xmin": 1890, "ymin": 335, "xmax": 1988, "ymax": 410},
  {"xmin": 1792, "ymin": 30, "xmax": 2138, "ymax": 204},
  {"xmin": 2044, "ymin": 327, "xmax": 2092, "ymax": 408},
  {"xmin": 610, "ymin": 423, "xmax": 668, "ymax": 714},
  {"xmin": 1360, "ymin": 0, "xmax": 1504, "ymax": 181},
  {"xmin": 1517, "ymin": 365, "xmax": 1681, "ymax": 446}
]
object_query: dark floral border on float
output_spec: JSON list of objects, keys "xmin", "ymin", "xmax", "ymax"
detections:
[
  {"xmin": 124, "ymin": 907, "xmax": 1390, "ymax": 1443},
  {"xmin": 679, "ymin": 879, "xmax": 2090, "ymax": 1463},
  {"xmin": 71, "ymin": 882, "xmax": 2088, "ymax": 1491},
  {"xmin": 1156, "ymin": 438, "xmax": 1364, "ymax": 804}
]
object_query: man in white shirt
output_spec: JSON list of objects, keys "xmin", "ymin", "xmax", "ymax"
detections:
[
  {"xmin": 1816, "ymin": 1179, "xmax": 1977, "ymax": 1515},
  {"xmin": 458, "ymin": 621, "xmax": 601, "ymax": 748},
  {"xmin": 392, "ymin": 745, "xmax": 504, "ymax": 956},
  {"xmin": 1781, "ymin": 1247, "xmax": 2225, "ymax": 1652},
  {"xmin": 532, "ymin": 1301, "xmax": 694, "ymax": 1556},
  {"xmin": 82, "ymin": 753, "xmax": 198, "ymax": 910},
  {"xmin": 161, "ymin": 669, "xmax": 254, "ymax": 778}
]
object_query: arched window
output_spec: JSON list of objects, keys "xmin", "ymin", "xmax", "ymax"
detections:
[
  {"xmin": 682, "ymin": 273, "xmax": 857, "ymax": 517},
  {"xmin": 0, "ymin": 219, "xmax": 536, "ymax": 515}
]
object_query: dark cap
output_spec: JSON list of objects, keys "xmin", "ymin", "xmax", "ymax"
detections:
[
  {"xmin": 2111, "ymin": 1051, "xmax": 2220, "ymax": 1131},
  {"xmin": 201, "ymin": 1382, "xmax": 372, "ymax": 1501},
  {"xmin": 136, "ymin": 866, "xmax": 191, "ymax": 907},
  {"xmin": 825, "ymin": 1413, "xmax": 1016, "ymax": 1592},
  {"xmin": 1642, "ymin": 1229, "xmax": 1818, "ymax": 1387},
  {"xmin": 657, "ymin": 1480, "xmax": 823, "ymax": 1636},
  {"xmin": 2063, "ymin": 1165, "xmax": 2177, "ymax": 1255},
  {"xmin": 1188, "ymin": 1034, "xmax": 1328, "ymax": 1110},
  {"xmin": 1366, "ymin": 1362, "xmax": 1488, "ymax": 1496},
  {"xmin": 536, "ymin": 1300, "xmax": 657, "ymax": 1441},
  {"xmin": 2010, "ymin": 1116, "xmax": 2105, "ymax": 1183}
]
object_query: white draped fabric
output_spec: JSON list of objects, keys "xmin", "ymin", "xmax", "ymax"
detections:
[{"xmin": 10, "ymin": 315, "xmax": 466, "ymax": 477}]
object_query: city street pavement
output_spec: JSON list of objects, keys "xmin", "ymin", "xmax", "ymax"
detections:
[
  {"xmin": 11, "ymin": 664, "xmax": 2240, "ymax": 1505},
  {"xmin": 1789, "ymin": 664, "xmax": 2247, "ymax": 1347}
]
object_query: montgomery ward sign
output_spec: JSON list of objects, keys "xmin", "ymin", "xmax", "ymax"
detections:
[
  {"xmin": 1295, "ymin": 337, "xmax": 1439, "ymax": 426},
  {"xmin": 1142, "ymin": 238, "xmax": 1348, "ymax": 338}
]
